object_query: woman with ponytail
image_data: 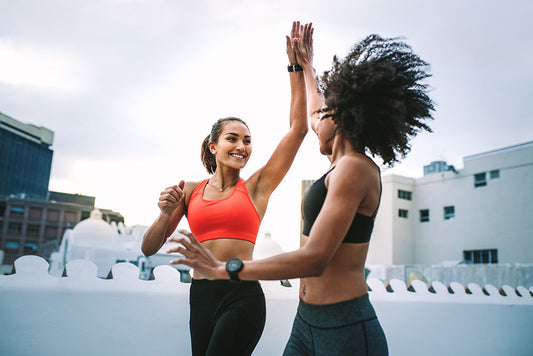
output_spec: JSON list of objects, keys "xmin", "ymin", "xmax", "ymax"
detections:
[{"xmin": 142, "ymin": 22, "xmax": 308, "ymax": 356}]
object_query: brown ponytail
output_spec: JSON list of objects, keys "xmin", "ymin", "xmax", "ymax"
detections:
[{"xmin": 201, "ymin": 134, "xmax": 217, "ymax": 174}]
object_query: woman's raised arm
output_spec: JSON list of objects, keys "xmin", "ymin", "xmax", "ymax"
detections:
[
  {"xmin": 297, "ymin": 23, "xmax": 324, "ymax": 135},
  {"xmin": 247, "ymin": 22, "xmax": 308, "ymax": 205}
]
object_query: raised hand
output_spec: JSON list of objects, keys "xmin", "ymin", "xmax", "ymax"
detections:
[
  {"xmin": 296, "ymin": 23, "xmax": 314, "ymax": 68},
  {"xmin": 158, "ymin": 180, "xmax": 185, "ymax": 216},
  {"xmin": 286, "ymin": 21, "xmax": 301, "ymax": 65},
  {"xmin": 167, "ymin": 229, "xmax": 225, "ymax": 280}
]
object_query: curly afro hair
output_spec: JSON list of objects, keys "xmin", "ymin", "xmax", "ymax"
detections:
[{"xmin": 319, "ymin": 34, "xmax": 434, "ymax": 166}]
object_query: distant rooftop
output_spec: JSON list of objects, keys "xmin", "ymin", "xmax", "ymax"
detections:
[
  {"xmin": 464, "ymin": 140, "xmax": 533, "ymax": 161},
  {"xmin": 0, "ymin": 111, "xmax": 54, "ymax": 146}
]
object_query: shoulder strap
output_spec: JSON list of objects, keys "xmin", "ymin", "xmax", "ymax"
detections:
[{"xmin": 371, "ymin": 169, "xmax": 382, "ymax": 219}]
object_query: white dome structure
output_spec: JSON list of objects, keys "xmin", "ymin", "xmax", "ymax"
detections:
[
  {"xmin": 72, "ymin": 209, "xmax": 116, "ymax": 237},
  {"xmin": 254, "ymin": 232, "xmax": 284, "ymax": 260}
]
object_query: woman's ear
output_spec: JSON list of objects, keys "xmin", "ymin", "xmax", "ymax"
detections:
[{"xmin": 208, "ymin": 141, "xmax": 216, "ymax": 155}]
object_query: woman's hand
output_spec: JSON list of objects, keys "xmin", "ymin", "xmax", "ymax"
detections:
[
  {"xmin": 166, "ymin": 229, "xmax": 226, "ymax": 280},
  {"xmin": 286, "ymin": 21, "xmax": 301, "ymax": 65},
  {"xmin": 296, "ymin": 23, "xmax": 314, "ymax": 68},
  {"xmin": 158, "ymin": 180, "xmax": 185, "ymax": 216}
]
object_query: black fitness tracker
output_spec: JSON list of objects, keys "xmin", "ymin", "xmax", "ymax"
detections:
[
  {"xmin": 287, "ymin": 64, "xmax": 303, "ymax": 72},
  {"xmin": 226, "ymin": 258, "xmax": 243, "ymax": 281}
]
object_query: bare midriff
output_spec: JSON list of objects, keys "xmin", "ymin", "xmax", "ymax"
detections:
[
  {"xmin": 192, "ymin": 238, "xmax": 255, "ymax": 280},
  {"xmin": 299, "ymin": 234, "xmax": 369, "ymax": 305}
]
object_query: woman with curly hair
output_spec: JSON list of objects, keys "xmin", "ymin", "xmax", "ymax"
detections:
[
  {"xmin": 142, "ymin": 22, "xmax": 308, "ymax": 356},
  {"xmin": 168, "ymin": 23, "xmax": 434, "ymax": 356}
]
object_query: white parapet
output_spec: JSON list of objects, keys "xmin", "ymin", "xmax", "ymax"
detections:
[{"xmin": 1, "ymin": 256, "xmax": 532, "ymax": 356}]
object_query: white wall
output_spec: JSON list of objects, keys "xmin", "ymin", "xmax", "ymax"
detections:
[{"xmin": 1, "ymin": 256, "xmax": 533, "ymax": 356}]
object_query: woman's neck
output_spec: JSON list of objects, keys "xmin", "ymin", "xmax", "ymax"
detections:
[
  {"xmin": 208, "ymin": 168, "xmax": 241, "ymax": 191},
  {"xmin": 329, "ymin": 133, "xmax": 362, "ymax": 165}
]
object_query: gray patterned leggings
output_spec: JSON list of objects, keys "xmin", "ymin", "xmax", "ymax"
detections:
[{"xmin": 283, "ymin": 294, "xmax": 388, "ymax": 356}]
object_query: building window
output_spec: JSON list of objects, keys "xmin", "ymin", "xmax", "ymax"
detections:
[
  {"xmin": 8, "ymin": 222, "xmax": 22, "ymax": 234},
  {"xmin": 5, "ymin": 240, "xmax": 20, "ymax": 252},
  {"xmin": 398, "ymin": 209, "xmax": 409, "ymax": 218},
  {"xmin": 23, "ymin": 241, "xmax": 39, "ymax": 254},
  {"xmin": 474, "ymin": 172, "xmax": 487, "ymax": 187},
  {"xmin": 0, "ymin": 202, "xmax": 6, "ymax": 216},
  {"xmin": 9, "ymin": 205, "xmax": 25, "ymax": 218},
  {"xmin": 444, "ymin": 206, "xmax": 455, "ymax": 220},
  {"xmin": 419, "ymin": 209, "xmax": 429, "ymax": 222},
  {"xmin": 398, "ymin": 190, "xmax": 412, "ymax": 200},
  {"xmin": 463, "ymin": 249, "xmax": 498, "ymax": 264},
  {"xmin": 64, "ymin": 211, "xmax": 78, "ymax": 224},
  {"xmin": 29, "ymin": 207, "xmax": 43, "ymax": 220},
  {"xmin": 490, "ymin": 170, "xmax": 500, "ymax": 179},
  {"xmin": 27, "ymin": 224, "xmax": 41, "ymax": 236},
  {"xmin": 46, "ymin": 209, "xmax": 60, "ymax": 222},
  {"xmin": 45, "ymin": 226, "xmax": 58, "ymax": 239}
]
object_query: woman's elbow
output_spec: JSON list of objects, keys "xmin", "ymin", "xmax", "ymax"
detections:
[
  {"xmin": 306, "ymin": 254, "xmax": 329, "ymax": 277},
  {"xmin": 141, "ymin": 245, "xmax": 151, "ymax": 257},
  {"xmin": 292, "ymin": 125, "xmax": 308, "ymax": 140},
  {"xmin": 141, "ymin": 241, "xmax": 156, "ymax": 257}
]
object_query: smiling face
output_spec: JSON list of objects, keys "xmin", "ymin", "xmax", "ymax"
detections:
[{"xmin": 209, "ymin": 120, "xmax": 252, "ymax": 170}]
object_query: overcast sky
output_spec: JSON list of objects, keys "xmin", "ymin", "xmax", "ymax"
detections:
[{"xmin": 1, "ymin": 0, "xmax": 531, "ymax": 252}]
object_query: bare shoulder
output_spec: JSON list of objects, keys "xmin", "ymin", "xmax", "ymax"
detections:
[
  {"xmin": 183, "ymin": 180, "xmax": 204, "ymax": 204},
  {"xmin": 332, "ymin": 154, "xmax": 378, "ymax": 180},
  {"xmin": 329, "ymin": 154, "xmax": 381, "ymax": 214},
  {"xmin": 183, "ymin": 180, "xmax": 202, "ymax": 193}
]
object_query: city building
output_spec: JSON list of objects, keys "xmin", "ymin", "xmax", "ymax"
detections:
[
  {"xmin": 0, "ymin": 111, "xmax": 124, "ymax": 268},
  {"xmin": 0, "ymin": 112, "xmax": 54, "ymax": 199},
  {"xmin": 0, "ymin": 193, "xmax": 124, "ymax": 266},
  {"xmin": 300, "ymin": 141, "xmax": 533, "ymax": 266},
  {"xmin": 369, "ymin": 140, "xmax": 533, "ymax": 265}
]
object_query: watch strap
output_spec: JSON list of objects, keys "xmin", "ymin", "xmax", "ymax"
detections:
[{"xmin": 287, "ymin": 64, "xmax": 303, "ymax": 72}]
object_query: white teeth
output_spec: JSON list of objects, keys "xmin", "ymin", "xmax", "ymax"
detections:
[{"xmin": 230, "ymin": 154, "xmax": 244, "ymax": 159}]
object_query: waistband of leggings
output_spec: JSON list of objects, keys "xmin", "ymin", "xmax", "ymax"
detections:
[
  {"xmin": 190, "ymin": 279, "xmax": 263, "ymax": 303},
  {"xmin": 297, "ymin": 294, "xmax": 377, "ymax": 329}
]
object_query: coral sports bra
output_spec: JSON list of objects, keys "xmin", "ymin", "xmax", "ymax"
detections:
[{"xmin": 187, "ymin": 178, "xmax": 260, "ymax": 244}]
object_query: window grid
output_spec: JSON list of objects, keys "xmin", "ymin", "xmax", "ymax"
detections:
[
  {"xmin": 398, "ymin": 209, "xmax": 409, "ymax": 218},
  {"xmin": 474, "ymin": 172, "xmax": 487, "ymax": 188},
  {"xmin": 444, "ymin": 206, "xmax": 455, "ymax": 220},
  {"xmin": 463, "ymin": 249, "xmax": 498, "ymax": 264},
  {"xmin": 398, "ymin": 190, "xmax": 413, "ymax": 201},
  {"xmin": 419, "ymin": 209, "xmax": 429, "ymax": 222}
]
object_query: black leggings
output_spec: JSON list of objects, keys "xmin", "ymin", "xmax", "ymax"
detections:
[{"xmin": 189, "ymin": 279, "xmax": 266, "ymax": 356}]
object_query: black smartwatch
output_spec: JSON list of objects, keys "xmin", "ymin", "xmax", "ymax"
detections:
[
  {"xmin": 226, "ymin": 258, "xmax": 243, "ymax": 281},
  {"xmin": 287, "ymin": 64, "xmax": 303, "ymax": 72}
]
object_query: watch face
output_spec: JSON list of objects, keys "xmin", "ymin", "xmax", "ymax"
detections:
[{"xmin": 227, "ymin": 259, "xmax": 240, "ymax": 271}]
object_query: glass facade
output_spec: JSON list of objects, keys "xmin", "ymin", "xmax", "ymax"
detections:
[{"xmin": 0, "ymin": 127, "xmax": 53, "ymax": 199}]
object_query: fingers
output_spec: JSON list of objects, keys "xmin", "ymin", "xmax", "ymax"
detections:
[
  {"xmin": 169, "ymin": 257, "xmax": 190, "ymax": 267},
  {"xmin": 302, "ymin": 23, "xmax": 313, "ymax": 45},
  {"xmin": 159, "ymin": 184, "xmax": 185, "ymax": 206},
  {"xmin": 291, "ymin": 21, "xmax": 297, "ymax": 39},
  {"xmin": 177, "ymin": 229, "xmax": 199, "ymax": 244}
]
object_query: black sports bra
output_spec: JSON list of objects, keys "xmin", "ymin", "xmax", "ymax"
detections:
[{"xmin": 301, "ymin": 166, "xmax": 381, "ymax": 244}]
